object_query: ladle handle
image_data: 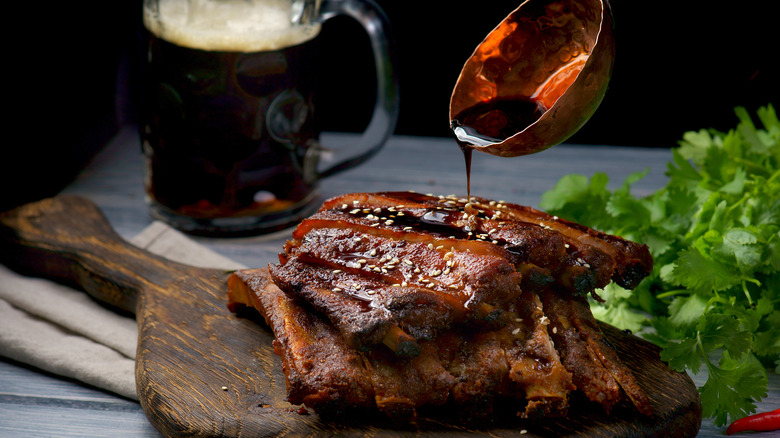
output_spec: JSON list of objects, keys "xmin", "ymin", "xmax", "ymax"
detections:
[{"xmin": 316, "ymin": 0, "xmax": 400, "ymax": 178}]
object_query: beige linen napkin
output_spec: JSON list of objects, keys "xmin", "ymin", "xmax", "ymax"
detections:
[{"xmin": 0, "ymin": 221, "xmax": 246, "ymax": 401}]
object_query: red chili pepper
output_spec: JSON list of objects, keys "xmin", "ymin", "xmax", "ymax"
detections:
[{"xmin": 726, "ymin": 408, "xmax": 780, "ymax": 435}]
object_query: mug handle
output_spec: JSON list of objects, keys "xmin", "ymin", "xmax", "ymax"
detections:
[{"xmin": 315, "ymin": 0, "xmax": 400, "ymax": 178}]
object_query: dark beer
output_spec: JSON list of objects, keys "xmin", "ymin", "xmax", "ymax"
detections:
[{"xmin": 141, "ymin": 1, "xmax": 324, "ymax": 235}]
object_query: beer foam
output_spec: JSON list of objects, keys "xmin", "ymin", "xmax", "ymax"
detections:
[{"xmin": 144, "ymin": 0, "xmax": 321, "ymax": 52}]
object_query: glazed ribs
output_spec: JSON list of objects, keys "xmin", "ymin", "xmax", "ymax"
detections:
[
  {"xmin": 227, "ymin": 191, "xmax": 654, "ymax": 421},
  {"xmin": 229, "ymin": 268, "xmax": 574, "ymax": 420}
]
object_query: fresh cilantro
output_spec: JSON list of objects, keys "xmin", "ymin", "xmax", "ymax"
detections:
[
  {"xmin": 700, "ymin": 351, "xmax": 768, "ymax": 426},
  {"xmin": 539, "ymin": 105, "xmax": 780, "ymax": 426}
]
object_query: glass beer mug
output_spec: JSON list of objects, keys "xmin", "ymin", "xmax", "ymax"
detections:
[{"xmin": 140, "ymin": 0, "xmax": 398, "ymax": 236}]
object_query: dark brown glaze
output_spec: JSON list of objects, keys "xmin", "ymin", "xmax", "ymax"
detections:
[
  {"xmin": 492, "ymin": 201, "xmax": 654, "ymax": 290},
  {"xmin": 320, "ymin": 192, "xmax": 652, "ymax": 295},
  {"xmin": 272, "ymin": 210, "xmax": 524, "ymax": 349}
]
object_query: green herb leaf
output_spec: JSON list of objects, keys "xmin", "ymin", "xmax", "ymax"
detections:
[
  {"xmin": 540, "ymin": 104, "xmax": 780, "ymax": 426},
  {"xmin": 700, "ymin": 352, "xmax": 767, "ymax": 426}
]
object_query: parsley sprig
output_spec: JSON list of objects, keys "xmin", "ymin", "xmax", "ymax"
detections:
[{"xmin": 539, "ymin": 105, "xmax": 779, "ymax": 426}]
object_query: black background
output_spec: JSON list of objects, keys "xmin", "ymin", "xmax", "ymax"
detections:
[
  {"xmin": 322, "ymin": 0, "xmax": 777, "ymax": 145},
  {"xmin": 4, "ymin": 0, "xmax": 777, "ymax": 210}
]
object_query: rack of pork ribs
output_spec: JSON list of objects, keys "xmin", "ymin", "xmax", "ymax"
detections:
[{"xmin": 227, "ymin": 191, "xmax": 655, "ymax": 422}]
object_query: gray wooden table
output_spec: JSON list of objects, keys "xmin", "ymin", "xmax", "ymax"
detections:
[{"xmin": 1, "ymin": 126, "xmax": 777, "ymax": 437}]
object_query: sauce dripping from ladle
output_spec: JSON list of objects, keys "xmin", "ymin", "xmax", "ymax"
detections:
[
  {"xmin": 452, "ymin": 97, "xmax": 548, "ymax": 202},
  {"xmin": 448, "ymin": 0, "xmax": 615, "ymax": 205}
]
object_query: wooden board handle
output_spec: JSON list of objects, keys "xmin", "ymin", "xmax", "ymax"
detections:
[{"xmin": 0, "ymin": 195, "xmax": 177, "ymax": 314}]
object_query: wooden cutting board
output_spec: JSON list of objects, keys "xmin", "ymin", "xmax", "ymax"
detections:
[{"xmin": 0, "ymin": 195, "xmax": 702, "ymax": 437}]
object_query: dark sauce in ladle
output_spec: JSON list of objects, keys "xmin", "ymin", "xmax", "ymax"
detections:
[{"xmin": 451, "ymin": 97, "xmax": 548, "ymax": 201}]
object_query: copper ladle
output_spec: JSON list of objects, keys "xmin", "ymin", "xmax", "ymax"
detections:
[{"xmin": 450, "ymin": 0, "xmax": 615, "ymax": 157}]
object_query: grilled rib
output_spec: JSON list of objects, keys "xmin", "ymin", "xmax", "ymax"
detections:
[
  {"xmin": 228, "ymin": 268, "xmax": 575, "ymax": 422},
  {"xmin": 227, "ymin": 269, "xmax": 375, "ymax": 416},
  {"xmin": 271, "ymin": 211, "xmax": 523, "ymax": 350}
]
